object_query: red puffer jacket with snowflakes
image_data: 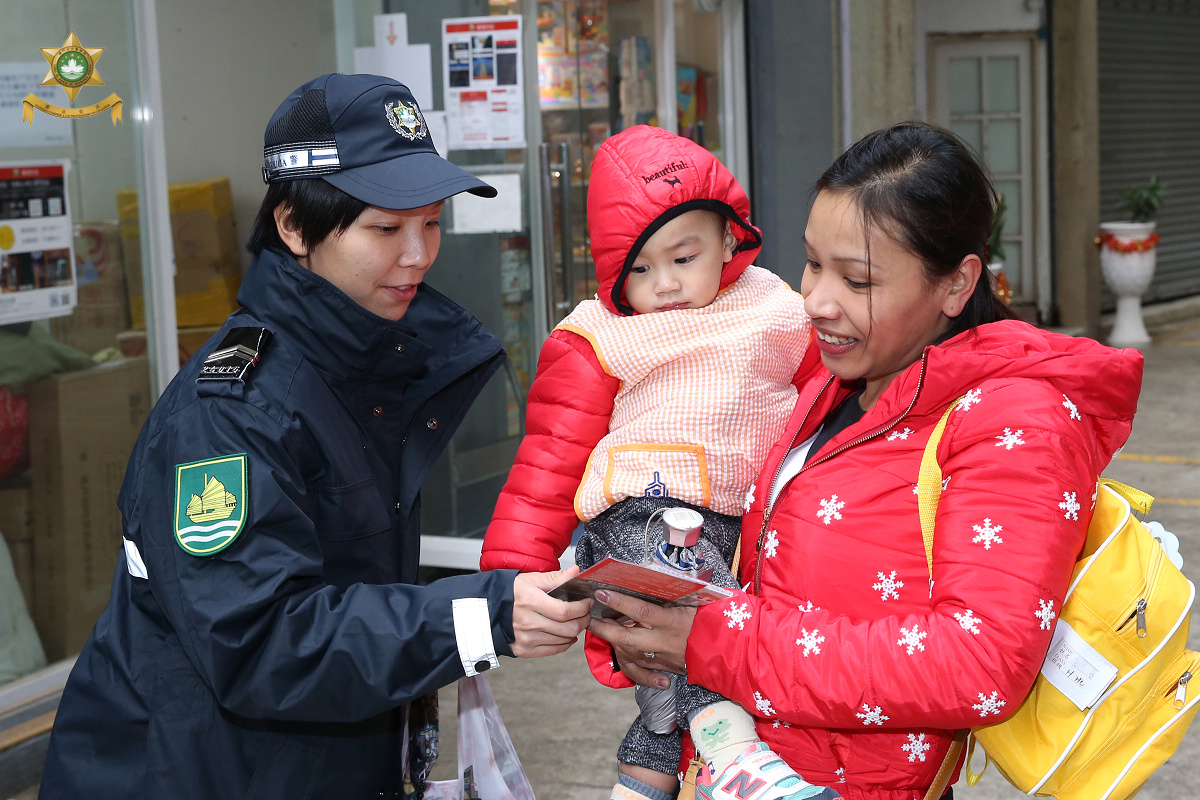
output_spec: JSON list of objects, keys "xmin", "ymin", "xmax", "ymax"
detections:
[{"xmin": 686, "ymin": 320, "xmax": 1143, "ymax": 800}]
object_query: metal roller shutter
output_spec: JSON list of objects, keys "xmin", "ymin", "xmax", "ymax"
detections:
[{"xmin": 1098, "ymin": 0, "xmax": 1200, "ymax": 305}]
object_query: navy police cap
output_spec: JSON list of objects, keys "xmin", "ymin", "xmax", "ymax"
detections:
[{"xmin": 262, "ymin": 73, "xmax": 496, "ymax": 209}]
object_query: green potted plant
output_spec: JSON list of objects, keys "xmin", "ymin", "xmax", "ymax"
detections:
[{"xmin": 1097, "ymin": 177, "xmax": 1166, "ymax": 348}]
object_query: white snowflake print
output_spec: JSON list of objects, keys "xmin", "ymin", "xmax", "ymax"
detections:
[
  {"xmin": 942, "ymin": 476, "xmax": 951, "ymax": 492},
  {"xmin": 724, "ymin": 602, "xmax": 752, "ymax": 630},
  {"xmin": 958, "ymin": 389, "xmax": 982, "ymax": 412},
  {"xmin": 1062, "ymin": 393, "xmax": 1081, "ymax": 421},
  {"xmin": 1092, "ymin": 483, "xmax": 1099, "ymax": 509},
  {"xmin": 754, "ymin": 691, "xmax": 776, "ymax": 717},
  {"xmin": 856, "ymin": 703, "xmax": 889, "ymax": 726},
  {"xmin": 763, "ymin": 529, "xmax": 780, "ymax": 559},
  {"xmin": 887, "ymin": 427, "xmax": 914, "ymax": 442},
  {"xmin": 971, "ymin": 518, "xmax": 1004, "ymax": 550},
  {"xmin": 973, "ymin": 691, "xmax": 1007, "ymax": 717},
  {"xmin": 995, "ymin": 428, "xmax": 1026, "ymax": 450},
  {"xmin": 835, "ymin": 767, "xmax": 845, "ymax": 783},
  {"xmin": 771, "ymin": 719, "xmax": 791, "ymax": 729},
  {"xmin": 902, "ymin": 733, "xmax": 931, "ymax": 763},
  {"xmin": 817, "ymin": 495, "xmax": 845, "ymax": 525},
  {"xmin": 743, "ymin": 484, "xmax": 756, "ymax": 513},
  {"xmin": 912, "ymin": 483, "xmax": 919, "ymax": 495},
  {"xmin": 796, "ymin": 628, "xmax": 825, "ymax": 656},
  {"xmin": 873, "ymin": 571, "xmax": 904, "ymax": 601},
  {"xmin": 797, "ymin": 600, "xmax": 820, "ymax": 613},
  {"xmin": 1059, "ymin": 492, "xmax": 1081, "ymax": 521},
  {"xmin": 897, "ymin": 624, "xmax": 928, "ymax": 655},
  {"xmin": 1036, "ymin": 598, "xmax": 1057, "ymax": 630},
  {"xmin": 953, "ymin": 609, "xmax": 982, "ymax": 635}
]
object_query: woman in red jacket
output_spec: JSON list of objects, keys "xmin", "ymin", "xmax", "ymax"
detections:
[{"xmin": 589, "ymin": 122, "xmax": 1143, "ymax": 800}]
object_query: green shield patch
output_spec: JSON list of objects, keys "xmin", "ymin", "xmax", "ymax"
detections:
[{"xmin": 174, "ymin": 453, "xmax": 248, "ymax": 555}]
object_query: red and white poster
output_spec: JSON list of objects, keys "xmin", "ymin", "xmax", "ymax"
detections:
[
  {"xmin": 442, "ymin": 16, "xmax": 526, "ymax": 150},
  {"xmin": 0, "ymin": 161, "xmax": 76, "ymax": 324}
]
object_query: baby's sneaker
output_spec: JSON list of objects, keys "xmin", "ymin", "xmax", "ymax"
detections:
[{"xmin": 696, "ymin": 743, "xmax": 840, "ymax": 800}]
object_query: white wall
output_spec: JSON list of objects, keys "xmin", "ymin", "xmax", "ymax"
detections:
[{"xmin": 155, "ymin": 0, "xmax": 338, "ymax": 270}]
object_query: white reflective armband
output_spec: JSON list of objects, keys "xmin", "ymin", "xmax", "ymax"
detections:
[
  {"xmin": 452, "ymin": 597, "xmax": 500, "ymax": 676},
  {"xmin": 124, "ymin": 538, "xmax": 148, "ymax": 579}
]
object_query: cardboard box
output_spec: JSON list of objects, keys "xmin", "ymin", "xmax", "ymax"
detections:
[
  {"xmin": 49, "ymin": 221, "xmax": 131, "ymax": 355},
  {"xmin": 116, "ymin": 326, "xmax": 222, "ymax": 367},
  {"xmin": 28, "ymin": 358, "xmax": 151, "ymax": 660},
  {"xmin": 0, "ymin": 478, "xmax": 35, "ymax": 616},
  {"xmin": 117, "ymin": 178, "xmax": 242, "ymax": 329}
]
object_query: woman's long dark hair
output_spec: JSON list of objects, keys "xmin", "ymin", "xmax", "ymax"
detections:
[{"xmin": 814, "ymin": 122, "xmax": 1014, "ymax": 344}]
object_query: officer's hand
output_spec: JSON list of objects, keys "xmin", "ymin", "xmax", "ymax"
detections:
[{"xmin": 511, "ymin": 567, "xmax": 592, "ymax": 658}]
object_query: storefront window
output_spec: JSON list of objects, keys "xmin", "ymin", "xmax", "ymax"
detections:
[
  {"xmin": 0, "ymin": 0, "xmax": 146, "ymax": 701},
  {"xmin": 0, "ymin": 5, "xmax": 749, "ymax": 698}
]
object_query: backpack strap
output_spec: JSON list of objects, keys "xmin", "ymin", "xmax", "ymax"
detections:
[
  {"xmin": 917, "ymin": 399, "xmax": 962, "ymax": 579},
  {"xmin": 923, "ymin": 729, "xmax": 968, "ymax": 800},
  {"xmin": 917, "ymin": 399, "xmax": 978, "ymax": 800}
]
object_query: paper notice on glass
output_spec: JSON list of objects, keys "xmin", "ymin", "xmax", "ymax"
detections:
[
  {"xmin": 0, "ymin": 161, "xmax": 77, "ymax": 324},
  {"xmin": 422, "ymin": 111, "xmax": 448, "ymax": 158},
  {"xmin": 1041, "ymin": 619, "xmax": 1119, "ymax": 711},
  {"xmin": 373, "ymin": 14, "xmax": 433, "ymax": 111},
  {"xmin": 0, "ymin": 63, "xmax": 73, "ymax": 148},
  {"xmin": 442, "ymin": 16, "xmax": 525, "ymax": 150},
  {"xmin": 452, "ymin": 172, "xmax": 521, "ymax": 234}
]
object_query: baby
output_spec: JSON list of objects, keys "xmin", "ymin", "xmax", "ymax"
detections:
[{"xmin": 482, "ymin": 126, "xmax": 833, "ymax": 800}]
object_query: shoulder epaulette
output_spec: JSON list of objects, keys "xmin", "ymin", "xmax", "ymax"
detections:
[{"xmin": 197, "ymin": 326, "xmax": 274, "ymax": 383}]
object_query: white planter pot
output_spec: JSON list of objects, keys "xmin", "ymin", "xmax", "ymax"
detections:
[{"xmin": 1099, "ymin": 221, "xmax": 1157, "ymax": 349}]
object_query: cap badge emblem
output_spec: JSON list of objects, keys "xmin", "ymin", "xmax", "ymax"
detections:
[{"xmin": 386, "ymin": 99, "xmax": 426, "ymax": 141}]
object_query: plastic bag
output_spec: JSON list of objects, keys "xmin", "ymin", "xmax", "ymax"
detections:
[{"xmin": 423, "ymin": 673, "xmax": 536, "ymax": 800}]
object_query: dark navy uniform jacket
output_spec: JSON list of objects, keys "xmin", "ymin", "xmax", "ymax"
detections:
[{"xmin": 40, "ymin": 247, "xmax": 520, "ymax": 800}]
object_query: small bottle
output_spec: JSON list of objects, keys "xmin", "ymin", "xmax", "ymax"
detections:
[
  {"xmin": 637, "ymin": 507, "xmax": 707, "ymax": 736},
  {"xmin": 652, "ymin": 507, "xmax": 711, "ymax": 581}
]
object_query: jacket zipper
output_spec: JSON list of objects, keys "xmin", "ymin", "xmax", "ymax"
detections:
[{"xmin": 754, "ymin": 352, "xmax": 931, "ymax": 596}]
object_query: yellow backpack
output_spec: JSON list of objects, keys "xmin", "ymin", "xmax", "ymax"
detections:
[{"xmin": 918, "ymin": 400, "xmax": 1199, "ymax": 800}]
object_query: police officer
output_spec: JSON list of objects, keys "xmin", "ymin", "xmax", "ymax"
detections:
[{"xmin": 39, "ymin": 74, "xmax": 591, "ymax": 800}]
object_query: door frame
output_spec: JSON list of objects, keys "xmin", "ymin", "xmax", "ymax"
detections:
[{"xmin": 929, "ymin": 33, "xmax": 1048, "ymax": 314}]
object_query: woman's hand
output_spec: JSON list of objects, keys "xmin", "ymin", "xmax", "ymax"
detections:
[
  {"xmin": 510, "ymin": 567, "xmax": 593, "ymax": 658},
  {"xmin": 587, "ymin": 590, "xmax": 697, "ymax": 688}
]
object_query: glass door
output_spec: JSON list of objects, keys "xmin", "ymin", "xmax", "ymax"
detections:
[
  {"xmin": 536, "ymin": 0, "xmax": 739, "ymax": 327},
  {"xmin": 334, "ymin": 1, "xmax": 541, "ymax": 565}
]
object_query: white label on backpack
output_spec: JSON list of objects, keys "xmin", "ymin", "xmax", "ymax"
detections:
[{"xmin": 1041, "ymin": 619, "xmax": 1119, "ymax": 711}]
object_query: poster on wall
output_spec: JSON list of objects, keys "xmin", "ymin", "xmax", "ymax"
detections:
[
  {"xmin": 441, "ymin": 16, "xmax": 525, "ymax": 150},
  {"xmin": 0, "ymin": 161, "xmax": 76, "ymax": 325}
]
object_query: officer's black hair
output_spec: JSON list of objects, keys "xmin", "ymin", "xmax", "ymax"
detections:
[{"xmin": 246, "ymin": 178, "xmax": 368, "ymax": 257}]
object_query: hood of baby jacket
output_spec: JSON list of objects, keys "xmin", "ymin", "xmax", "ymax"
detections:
[{"xmin": 586, "ymin": 125, "xmax": 763, "ymax": 316}]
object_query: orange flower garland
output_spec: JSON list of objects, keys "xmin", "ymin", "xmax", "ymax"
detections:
[
  {"xmin": 994, "ymin": 270, "xmax": 1012, "ymax": 305},
  {"xmin": 1095, "ymin": 231, "xmax": 1161, "ymax": 253}
]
